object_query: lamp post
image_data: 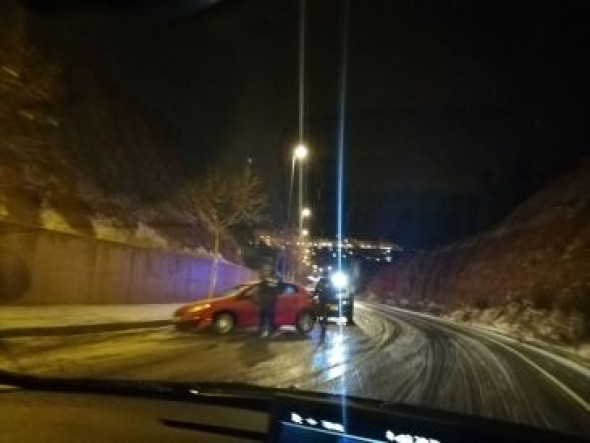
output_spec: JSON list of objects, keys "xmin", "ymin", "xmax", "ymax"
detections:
[
  {"xmin": 288, "ymin": 144, "xmax": 308, "ymax": 224},
  {"xmin": 285, "ymin": 144, "xmax": 309, "ymax": 280},
  {"xmin": 294, "ymin": 144, "xmax": 308, "ymax": 239}
]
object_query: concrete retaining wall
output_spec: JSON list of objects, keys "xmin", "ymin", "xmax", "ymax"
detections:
[{"xmin": 0, "ymin": 222, "xmax": 255, "ymax": 304}]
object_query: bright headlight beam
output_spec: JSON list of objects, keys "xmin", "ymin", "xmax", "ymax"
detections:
[{"xmin": 331, "ymin": 271, "xmax": 348, "ymax": 289}]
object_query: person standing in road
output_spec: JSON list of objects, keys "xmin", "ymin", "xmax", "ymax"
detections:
[
  {"xmin": 258, "ymin": 262, "xmax": 282, "ymax": 338},
  {"xmin": 314, "ymin": 272, "xmax": 332, "ymax": 341}
]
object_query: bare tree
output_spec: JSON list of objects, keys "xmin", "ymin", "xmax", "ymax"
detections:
[{"xmin": 184, "ymin": 166, "xmax": 267, "ymax": 296}]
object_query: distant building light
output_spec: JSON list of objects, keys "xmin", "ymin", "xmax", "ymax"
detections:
[
  {"xmin": 321, "ymin": 420, "xmax": 344, "ymax": 433},
  {"xmin": 291, "ymin": 413, "xmax": 303, "ymax": 424}
]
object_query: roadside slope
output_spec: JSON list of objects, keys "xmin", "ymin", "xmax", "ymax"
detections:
[{"xmin": 369, "ymin": 164, "xmax": 590, "ymax": 353}]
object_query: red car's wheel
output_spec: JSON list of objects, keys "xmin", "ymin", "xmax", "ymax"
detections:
[
  {"xmin": 212, "ymin": 312, "xmax": 235, "ymax": 334},
  {"xmin": 295, "ymin": 310, "xmax": 315, "ymax": 335}
]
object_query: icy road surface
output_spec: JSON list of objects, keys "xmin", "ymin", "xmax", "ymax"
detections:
[{"xmin": 1, "ymin": 302, "xmax": 588, "ymax": 438}]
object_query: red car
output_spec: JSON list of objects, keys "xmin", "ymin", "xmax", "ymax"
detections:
[{"xmin": 173, "ymin": 282, "xmax": 316, "ymax": 335}]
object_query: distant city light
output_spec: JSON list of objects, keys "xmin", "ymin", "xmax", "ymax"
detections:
[{"xmin": 301, "ymin": 207, "xmax": 312, "ymax": 218}]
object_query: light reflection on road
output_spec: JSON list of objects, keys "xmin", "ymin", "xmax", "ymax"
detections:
[{"xmin": 312, "ymin": 329, "xmax": 348, "ymax": 380}]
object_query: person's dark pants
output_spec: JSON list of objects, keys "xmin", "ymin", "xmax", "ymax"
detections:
[
  {"xmin": 317, "ymin": 302, "xmax": 328, "ymax": 338},
  {"xmin": 259, "ymin": 302, "xmax": 275, "ymax": 334}
]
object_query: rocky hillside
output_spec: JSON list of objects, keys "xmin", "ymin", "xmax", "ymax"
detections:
[
  {"xmin": 369, "ymin": 163, "xmax": 590, "ymax": 349},
  {"xmin": 0, "ymin": 4, "xmax": 240, "ymax": 262}
]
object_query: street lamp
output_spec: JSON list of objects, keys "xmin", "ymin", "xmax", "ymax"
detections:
[
  {"xmin": 301, "ymin": 228, "xmax": 309, "ymax": 237},
  {"xmin": 301, "ymin": 207, "xmax": 311, "ymax": 218},
  {"xmin": 294, "ymin": 145, "xmax": 308, "ymax": 237},
  {"xmin": 294, "ymin": 143, "xmax": 308, "ymax": 160},
  {"xmin": 288, "ymin": 144, "xmax": 310, "ymax": 229},
  {"xmin": 283, "ymin": 142, "xmax": 311, "ymax": 281}
]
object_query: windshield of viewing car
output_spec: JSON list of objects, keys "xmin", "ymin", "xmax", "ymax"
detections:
[{"xmin": 0, "ymin": 0, "xmax": 588, "ymax": 439}]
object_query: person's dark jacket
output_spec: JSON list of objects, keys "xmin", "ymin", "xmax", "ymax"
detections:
[
  {"xmin": 315, "ymin": 277, "xmax": 336, "ymax": 304},
  {"xmin": 258, "ymin": 274, "xmax": 282, "ymax": 308}
]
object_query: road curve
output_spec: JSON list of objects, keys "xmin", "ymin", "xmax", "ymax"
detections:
[
  {"xmin": 346, "ymin": 303, "xmax": 590, "ymax": 438},
  {"xmin": 1, "ymin": 301, "xmax": 588, "ymax": 438}
]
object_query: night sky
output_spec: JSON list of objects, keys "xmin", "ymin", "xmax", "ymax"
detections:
[{"xmin": 27, "ymin": 0, "xmax": 590, "ymax": 249}]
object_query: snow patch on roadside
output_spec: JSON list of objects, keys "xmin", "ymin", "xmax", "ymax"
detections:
[
  {"xmin": 445, "ymin": 304, "xmax": 590, "ymax": 364},
  {"xmin": 0, "ymin": 303, "xmax": 185, "ymax": 330},
  {"xmin": 365, "ymin": 293, "xmax": 589, "ymax": 365}
]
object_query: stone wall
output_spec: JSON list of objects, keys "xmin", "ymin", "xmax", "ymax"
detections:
[{"xmin": 0, "ymin": 221, "xmax": 254, "ymax": 304}]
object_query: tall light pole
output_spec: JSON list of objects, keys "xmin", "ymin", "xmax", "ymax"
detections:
[
  {"xmin": 288, "ymin": 143, "xmax": 308, "ymax": 230},
  {"xmin": 301, "ymin": 207, "xmax": 311, "ymax": 239},
  {"xmin": 293, "ymin": 145, "xmax": 308, "ymax": 223},
  {"xmin": 285, "ymin": 143, "xmax": 308, "ymax": 280},
  {"xmin": 294, "ymin": 144, "xmax": 308, "ymax": 238}
]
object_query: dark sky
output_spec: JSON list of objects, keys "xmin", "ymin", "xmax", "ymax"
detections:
[{"xmin": 28, "ymin": 0, "xmax": 590, "ymax": 248}]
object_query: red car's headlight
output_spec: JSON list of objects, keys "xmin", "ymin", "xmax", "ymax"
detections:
[{"xmin": 186, "ymin": 303, "xmax": 211, "ymax": 314}]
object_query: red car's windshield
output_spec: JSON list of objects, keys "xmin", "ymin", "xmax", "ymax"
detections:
[{"xmin": 218, "ymin": 284, "xmax": 250, "ymax": 297}]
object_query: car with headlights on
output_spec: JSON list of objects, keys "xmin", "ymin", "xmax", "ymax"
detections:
[{"xmin": 314, "ymin": 271, "xmax": 355, "ymax": 325}]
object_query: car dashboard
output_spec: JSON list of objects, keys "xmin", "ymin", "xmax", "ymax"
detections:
[
  {"xmin": 0, "ymin": 380, "xmax": 587, "ymax": 443},
  {"xmin": 0, "ymin": 387, "xmax": 267, "ymax": 443}
]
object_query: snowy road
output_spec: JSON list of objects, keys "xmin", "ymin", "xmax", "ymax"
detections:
[{"xmin": 1, "ymin": 302, "xmax": 588, "ymax": 438}]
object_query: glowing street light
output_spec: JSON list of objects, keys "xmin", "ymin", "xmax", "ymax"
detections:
[
  {"xmin": 301, "ymin": 228, "xmax": 309, "ymax": 237},
  {"xmin": 301, "ymin": 207, "xmax": 311, "ymax": 218},
  {"xmin": 294, "ymin": 143, "xmax": 308, "ymax": 160}
]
